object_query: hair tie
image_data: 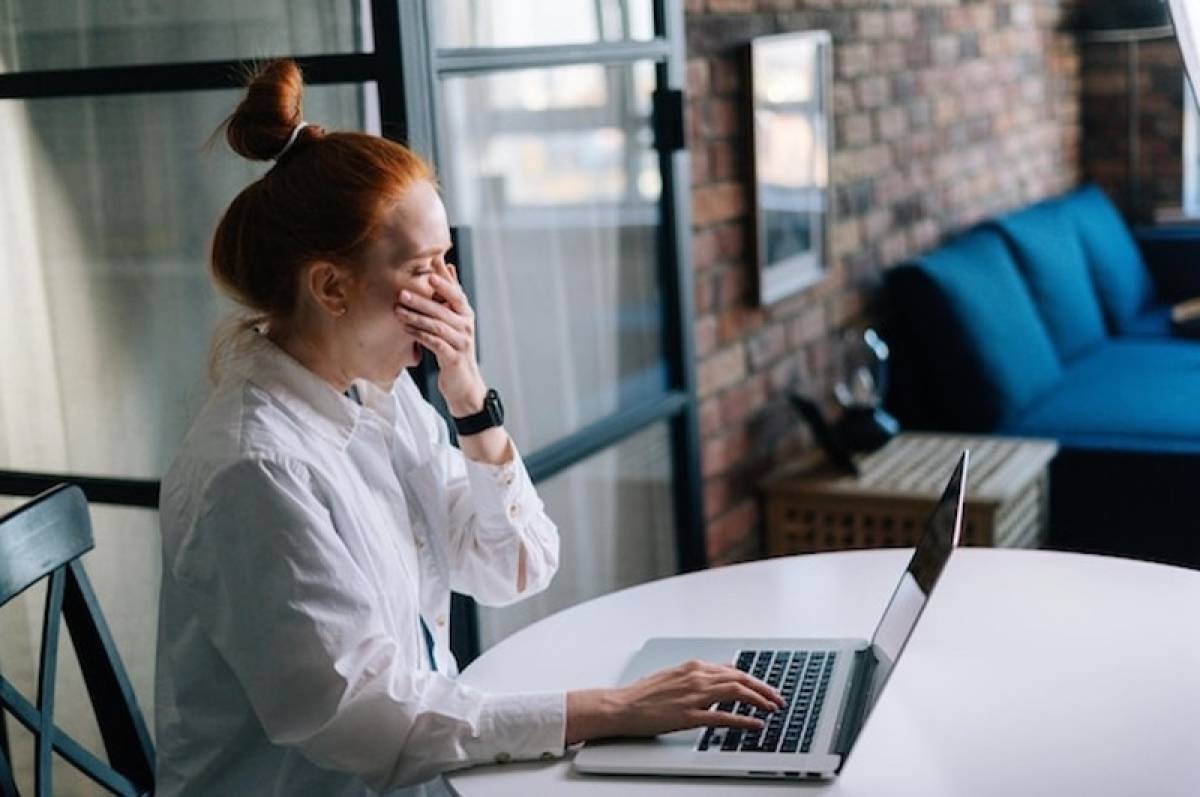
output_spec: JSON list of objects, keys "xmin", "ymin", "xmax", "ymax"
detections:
[{"xmin": 273, "ymin": 121, "xmax": 309, "ymax": 161}]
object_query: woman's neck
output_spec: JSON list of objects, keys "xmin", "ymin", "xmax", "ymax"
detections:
[{"xmin": 266, "ymin": 323, "xmax": 355, "ymax": 394}]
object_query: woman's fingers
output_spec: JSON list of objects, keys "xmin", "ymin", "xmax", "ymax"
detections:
[
  {"xmin": 398, "ymin": 289, "xmax": 470, "ymax": 333},
  {"xmin": 691, "ymin": 663, "xmax": 784, "ymax": 709},
  {"xmin": 692, "ymin": 709, "xmax": 764, "ymax": 732},
  {"xmin": 428, "ymin": 273, "xmax": 473, "ymax": 317},
  {"xmin": 404, "ymin": 318, "xmax": 469, "ymax": 353},
  {"xmin": 731, "ymin": 670, "xmax": 786, "ymax": 708},
  {"xmin": 707, "ymin": 682, "xmax": 780, "ymax": 714},
  {"xmin": 409, "ymin": 327, "xmax": 460, "ymax": 364}
]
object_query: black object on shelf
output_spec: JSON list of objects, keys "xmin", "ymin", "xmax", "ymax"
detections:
[{"xmin": 788, "ymin": 392, "xmax": 860, "ymax": 477}]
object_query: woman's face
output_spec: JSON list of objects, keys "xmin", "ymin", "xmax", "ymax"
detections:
[{"xmin": 340, "ymin": 180, "xmax": 453, "ymax": 386}]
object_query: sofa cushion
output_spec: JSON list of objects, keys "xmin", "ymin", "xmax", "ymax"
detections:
[
  {"xmin": 1003, "ymin": 339, "xmax": 1200, "ymax": 453},
  {"xmin": 1120, "ymin": 304, "xmax": 1173, "ymax": 337},
  {"xmin": 1059, "ymin": 184, "xmax": 1157, "ymax": 334},
  {"xmin": 887, "ymin": 226, "xmax": 1063, "ymax": 430},
  {"xmin": 989, "ymin": 201, "xmax": 1109, "ymax": 361}
]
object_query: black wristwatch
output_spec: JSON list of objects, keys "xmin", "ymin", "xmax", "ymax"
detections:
[{"xmin": 452, "ymin": 388, "xmax": 504, "ymax": 436}]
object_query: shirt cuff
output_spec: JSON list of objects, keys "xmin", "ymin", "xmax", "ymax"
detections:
[
  {"xmin": 480, "ymin": 691, "xmax": 567, "ymax": 765},
  {"xmin": 463, "ymin": 440, "xmax": 542, "ymax": 539}
]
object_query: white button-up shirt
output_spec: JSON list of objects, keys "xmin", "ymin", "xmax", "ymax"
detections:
[{"xmin": 155, "ymin": 335, "xmax": 565, "ymax": 796}]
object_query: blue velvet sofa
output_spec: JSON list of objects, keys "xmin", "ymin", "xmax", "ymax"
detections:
[{"xmin": 885, "ymin": 184, "xmax": 1200, "ymax": 567}]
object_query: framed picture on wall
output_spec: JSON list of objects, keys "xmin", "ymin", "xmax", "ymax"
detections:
[{"xmin": 749, "ymin": 30, "xmax": 833, "ymax": 305}]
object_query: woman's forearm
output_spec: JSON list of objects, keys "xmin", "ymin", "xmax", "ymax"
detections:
[
  {"xmin": 457, "ymin": 425, "xmax": 512, "ymax": 466},
  {"xmin": 565, "ymin": 689, "xmax": 622, "ymax": 746}
]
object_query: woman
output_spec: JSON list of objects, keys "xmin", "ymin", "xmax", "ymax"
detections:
[{"xmin": 155, "ymin": 60, "xmax": 783, "ymax": 796}]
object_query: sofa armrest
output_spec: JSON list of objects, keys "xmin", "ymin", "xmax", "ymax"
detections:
[{"xmin": 1134, "ymin": 226, "xmax": 1200, "ymax": 302}]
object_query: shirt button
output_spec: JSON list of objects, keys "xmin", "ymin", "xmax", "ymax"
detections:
[
  {"xmin": 436, "ymin": 614, "xmax": 447, "ymax": 627},
  {"xmin": 503, "ymin": 473, "xmax": 515, "ymax": 486},
  {"xmin": 507, "ymin": 503, "xmax": 520, "ymax": 520},
  {"xmin": 415, "ymin": 538, "xmax": 425, "ymax": 549},
  {"xmin": 494, "ymin": 752, "xmax": 512, "ymax": 764}
]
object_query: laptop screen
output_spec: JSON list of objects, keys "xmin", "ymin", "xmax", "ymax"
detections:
[
  {"xmin": 867, "ymin": 451, "xmax": 967, "ymax": 707},
  {"xmin": 1168, "ymin": 0, "xmax": 1200, "ymax": 106}
]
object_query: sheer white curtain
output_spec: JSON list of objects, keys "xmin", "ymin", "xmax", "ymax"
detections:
[
  {"xmin": 0, "ymin": 64, "xmax": 151, "ymax": 795},
  {"xmin": 437, "ymin": 61, "xmax": 677, "ymax": 649}
]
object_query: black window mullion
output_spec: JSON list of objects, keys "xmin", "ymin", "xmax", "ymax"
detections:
[
  {"xmin": 0, "ymin": 53, "xmax": 378, "ymax": 100},
  {"xmin": 523, "ymin": 391, "xmax": 690, "ymax": 483}
]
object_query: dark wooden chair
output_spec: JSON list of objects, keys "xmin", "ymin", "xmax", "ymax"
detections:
[{"xmin": 0, "ymin": 485, "xmax": 154, "ymax": 796}]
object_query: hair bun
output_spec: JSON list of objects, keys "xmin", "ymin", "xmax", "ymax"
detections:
[{"xmin": 225, "ymin": 59, "xmax": 312, "ymax": 161}]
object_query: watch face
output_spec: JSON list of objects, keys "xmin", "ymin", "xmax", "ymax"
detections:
[{"xmin": 485, "ymin": 389, "xmax": 504, "ymax": 423}]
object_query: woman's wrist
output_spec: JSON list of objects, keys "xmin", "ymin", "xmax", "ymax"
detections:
[
  {"xmin": 444, "ymin": 372, "xmax": 487, "ymax": 418},
  {"xmin": 564, "ymin": 688, "xmax": 624, "ymax": 746}
]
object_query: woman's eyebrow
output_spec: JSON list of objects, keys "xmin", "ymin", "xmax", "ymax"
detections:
[{"xmin": 401, "ymin": 243, "xmax": 453, "ymax": 261}]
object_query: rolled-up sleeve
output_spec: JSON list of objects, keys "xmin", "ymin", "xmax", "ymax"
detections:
[
  {"xmin": 169, "ymin": 456, "xmax": 565, "ymax": 790},
  {"xmin": 411, "ymin": 398, "xmax": 560, "ymax": 607}
]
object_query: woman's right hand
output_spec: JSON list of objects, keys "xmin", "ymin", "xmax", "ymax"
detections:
[{"xmin": 564, "ymin": 659, "xmax": 786, "ymax": 745}]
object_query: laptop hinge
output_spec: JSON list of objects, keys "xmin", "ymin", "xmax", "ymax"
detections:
[{"xmin": 833, "ymin": 646, "xmax": 878, "ymax": 761}]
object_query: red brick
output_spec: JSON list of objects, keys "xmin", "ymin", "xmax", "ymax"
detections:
[
  {"xmin": 710, "ymin": 142, "xmax": 739, "ymax": 181},
  {"xmin": 695, "ymin": 274, "xmax": 714, "ymax": 315},
  {"xmin": 746, "ymin": 324, "xmax": 788, "ymax": 371},
  {"xmin": 856, "ymin": 75, "xmax": 890, "ymax": 109},
  {"xmin": 877, "ymin": 105, "xmax": 909, "ymax": 141},
  {"xmin": 858, "ymin": 10, "xmax": 888, "ymax": 40},
  {"xmin": 693, "ymin": 182, "xmax": 746, "ymax": 226},
  {"xmin": 705, "ymin": 98, "xmax": 739, "ymax": 138},
  {"xmin": 694, "ymin": 314, "xmax": 718, "ymax": 357},
  {"xmin": 719, "ymin": 372, "xmax": 769, "ymax": 425},
  {"xmin": 692, "ymin": 228, "xmax": 719, "ymax": 272},
  {"xmin": 787, "ymin": 305, "xmax": 827, "ymax": 348},
  {"xmin": 712, "ymin": 58, "xmax": 740, "ymax": 95},
  {"xmin": 837, "ymin": 43, "xmax": 871, "ymax": 79},
  {"xmin": 714, "ymin": 221, "xmax": 746, "ymax": 262},
  {"xmin": 687, "ymin": 58, "xmax": 710, "ymax": 98},
  {"xmin": 717, "ymin": 305, "xmax": 765, "ymax": 345},
  {"xmin": 839, "ymin": 112, "xmax": 873, "ymax": 148},
  {"xmin": 690, "ymin": 142, "xmax": 711, "ymax": 185},
  {"xmin": 701, "ymin": 427, "xmax": 750, "ymax": 478},
  {"xmin": 709, "ymin": 0, "xmax": 754, "ymax": 11},
  {"xmin": 890, "ymin": 9, "xmax": 916, "ymax": 39},
  {"xmin": 697, "ymin": 344, "xmax": 746, "ymax": 397},
  {"xmin": 719, "ymin": 265, "xmax": 752, "ymax": 306},
  {"xmin": 703, "ymin": 476, "xmax": 732, "ymax": 520},
  {"xmin": 699, "ymin": 395, "xmax": 722, "ymax": 437},
  {"xmin": 706, "ymin": 500, "xmax": 759, "ymax": 562}
]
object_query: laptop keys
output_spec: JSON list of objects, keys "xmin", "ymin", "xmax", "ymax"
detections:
[{"xmin": 701, "ymin": 649, "xmax": 838, "ymax": 755}]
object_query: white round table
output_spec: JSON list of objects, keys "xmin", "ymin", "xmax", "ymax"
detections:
[{"xmin": 444, "ymin": 548, "xmax": 1200, "ymax": 797}]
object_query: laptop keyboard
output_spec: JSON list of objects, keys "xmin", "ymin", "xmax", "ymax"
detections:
[{"xmin": 697, "ymin": 649, "xmax": 837, "ymax": 754}]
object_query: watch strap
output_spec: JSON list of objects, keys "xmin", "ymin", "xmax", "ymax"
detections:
[{"xmin": 453, "ymin": 388, "xmax": 503, "ymax": 436}]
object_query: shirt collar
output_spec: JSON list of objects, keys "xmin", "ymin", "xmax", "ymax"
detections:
[{"xmin": 229, "ymin": 334, "xmax": 371, "ymax": 449}]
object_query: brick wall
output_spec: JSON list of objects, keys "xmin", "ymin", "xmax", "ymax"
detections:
[
  {"xmin": 1080, "ymin": 35, "xmax": 1184, "ymax": 223},
  {"xmin": 685, "ymin": 1, "xmax": 1083, "ymax": 564}
]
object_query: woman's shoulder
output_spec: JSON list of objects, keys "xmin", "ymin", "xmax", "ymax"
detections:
[{"xmin": 161, "ymin": 380, "xmax": 321, "ymax": 520}]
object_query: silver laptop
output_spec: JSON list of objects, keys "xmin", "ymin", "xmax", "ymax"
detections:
[{"xmin": 574, "ymin": 451, "xmax": 968, "ymax": 780}]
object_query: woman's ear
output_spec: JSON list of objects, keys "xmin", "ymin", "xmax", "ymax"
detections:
[{"xmin": 304, "ymin": 260, "xmax": 352, "ymax": 317}]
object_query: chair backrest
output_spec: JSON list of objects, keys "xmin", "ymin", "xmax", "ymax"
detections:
[{"xmin": 0, "ymin": 485, "xmax": 154, "ymax": 797}]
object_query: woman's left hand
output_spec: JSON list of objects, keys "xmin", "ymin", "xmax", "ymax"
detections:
[{"xmin": 396, "ymin": 263, "xmax": 488, "ymax": 417}]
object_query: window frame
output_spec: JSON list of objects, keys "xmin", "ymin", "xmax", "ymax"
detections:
[{"xmin": 0, "ymin": 0, "xmax": 704, "ymax": 665}]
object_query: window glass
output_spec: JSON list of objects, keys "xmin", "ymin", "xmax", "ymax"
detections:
[
  {"xmin": 476, "ymin": 421, "xmax": 676, "ymax": 648},
  {"xmin": 0, "ymin": 84, "xmax": 373, "ymax": 479},
  {"xmin": 439, "ymin": 61, "xmax": 665, "ymax": 453},
  {"xmin": 436, "ymin": 0, "xmax": 654, "ymax": 49},
  {"xmin": 0, "ymin": 1, "xmax": 369, "ymax": 72}
]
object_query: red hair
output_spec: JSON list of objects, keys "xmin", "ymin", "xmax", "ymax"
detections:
[{"xmin": 209, "ymin": 59, "xmax": 434, "ymax": 377}]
